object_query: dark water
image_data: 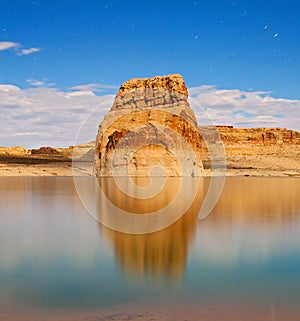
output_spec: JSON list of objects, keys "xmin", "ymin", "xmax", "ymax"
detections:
[{"xmin": 0, "ymin": 177, "xmax": 300, "ymax": 320}]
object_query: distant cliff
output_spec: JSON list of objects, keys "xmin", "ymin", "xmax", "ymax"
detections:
[
  {"xmin": 198, "ymin": 126, "xmax": 300, "ymax": 176},
  {"xmin": 213, "ymin": 126, "xmax": 300, "ymax": 145}
]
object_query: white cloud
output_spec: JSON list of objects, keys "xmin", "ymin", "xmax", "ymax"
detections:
[
  {"xmin": 27, "ymin": 79, "xmax": 55, "ymax": 87},
  {"xmin": 27, "ymin": 79, "xmax": 46, "ymax": 87},
  {"xmin": 70, "ymin": 83, "xmax": 116, "ymax": 93},
  {"xmin": 0, "ymin": 84, "xmax": 114, "ymax": 148},
  {"xmin": 18, "ymin": 47, "xmax": 41, "ymax": 55},
  {"xmin": 0, "ymin": 42, "xmax": 20, "ymax": 51},
  {"xmin": 188, "ymin": 85, "xmax": 215, "ymax": 95},
  {"xmin": 12, "ymin": 132, "xmax": 38, "ymax": 136},
  {"xmin": 0, "ymin": 83, "xmax": 299, "ymax": 148},
  {"xmin": 189, "ymin": 85, "xmax": 300, "ymax": 131},
  {"xmin": 0, "ymin": 41, "xmax": 41, "ymax": 55},
  {"xmin": 0, "ymin": 84, "xmax": 20, "ymax": 92},
  {"xmin": 66, "ymin": 91, "xmax": 96, "ymax": 97}
]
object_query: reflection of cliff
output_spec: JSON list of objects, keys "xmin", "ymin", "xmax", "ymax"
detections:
[
  {"xmin": 99, "ymin": 178, "xmax": 203, "ymax": 282},
  {"xmin": 208, "ymin": 177, "xmax": 300, "ymax": 222},
  {"xmin": 195, "ymin": 177, "xmax": 300, "ymax": 266}
]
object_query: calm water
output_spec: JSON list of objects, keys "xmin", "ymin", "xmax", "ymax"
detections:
[{"xmin": 0, "ymin": 177, "xmax": 300, "ymax": 320}]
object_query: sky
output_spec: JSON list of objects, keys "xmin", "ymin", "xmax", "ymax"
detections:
[{"xmin": 0, "ymin": 0, "xmax": 299, "ymax": 148}]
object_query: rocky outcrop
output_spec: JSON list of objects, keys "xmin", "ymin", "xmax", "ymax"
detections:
[
  {"xmin": 95, "ymin": 74, "xmax": 203, "ymax": 177},
  {"xmin": 0, "ymin": 146, "xmax": 30, "ymax": 156},
  {"xmin": 115, "ymin": 74, "xmax": 188, "ymax": 100},
  {"xmin": 31, "ymin": 146, "xmax": 61, "ymax": 155},
  {"xmin": 72, "ymin": 141, "xmax": 95, "ymax": 161},
  {"xmin": 199, "ymin": 125, "xmax": 300, "ymax": 175},
  {"xmin": 213, "ymin": 126, "xmax": 300, "ymax": 145}
]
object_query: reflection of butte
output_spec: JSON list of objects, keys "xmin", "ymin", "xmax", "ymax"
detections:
[
  {"xmin": 98, "ymin": 177, "xmax": 203, "ymax": 282},
  {"xmin": 207, "ymin": 177, "xmax": 300, "ymax": 224}
]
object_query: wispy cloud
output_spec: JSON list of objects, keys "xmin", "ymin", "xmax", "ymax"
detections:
[
  {"xmin": 18, "ymin": 47, "xmax": 41, "ymax": 55},
  {"xmin": 0, "ymin": 42, "xmax": 20, "ymax": 51},
  {"xmin": 70, "ymin": 83, "xmax": 116, "ymax": 93},
  {"xmin": 27, "ymin": 79, "xmax": 55, "ymax": 87},
  {"xmin": 0, "ymin": 41, "xmax": 41, "ymax": 55},
  {"xmin": 12, "ymin": 132, "xmax": 38, "ymax": 137}
]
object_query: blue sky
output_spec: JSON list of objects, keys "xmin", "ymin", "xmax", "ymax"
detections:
[{"xmin": 0, "ymin": 0, "xmax": 300, "ymax": 147}]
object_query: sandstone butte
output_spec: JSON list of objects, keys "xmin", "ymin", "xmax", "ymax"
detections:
[{"xmin": 94, "ymin": 74, "xmax": 204, "ymax": 177}]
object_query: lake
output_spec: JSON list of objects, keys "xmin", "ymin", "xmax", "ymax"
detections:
[{"xmin": 0, "ymin": 177, "xmax": 299, "ymax": 320}]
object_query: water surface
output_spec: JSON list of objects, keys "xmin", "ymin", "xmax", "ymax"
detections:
[{"xmin": 0, "ymin": 177, "xmax": 299, "ymax": 320}]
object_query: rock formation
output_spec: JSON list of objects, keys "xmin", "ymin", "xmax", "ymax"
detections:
[
  {"xmin": 31, "ymin": 146, "xmax": 61, "ymax": 155},
  {"xmin": 211, "ymin": 126, "xmax": 300, "ymax": 145},
  {"xmin": 0, "ymin": 146, "xmax": 30, "ymax": 156},
  {"xmin": 94, "ymin": 74, "xmax": 203, "ymax": 177},
  {"xmin": 199, "ymin": 125, "xmax": 300, "ymax": 175}
]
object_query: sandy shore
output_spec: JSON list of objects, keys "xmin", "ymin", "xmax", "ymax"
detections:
[
  {"xmin": 0, "ymin": 161, "xmax": 92, "ymax": 176},
  {"xmin": 0, "ymin": 162, "xmax": 299, "ymax": 177},
  {"xmin": 2, "ymin": 300, "xmax": 300, "ymax": 321}
]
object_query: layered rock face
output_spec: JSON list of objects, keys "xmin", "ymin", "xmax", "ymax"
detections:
[
  {"xmin": 94, "ymin": 74, "xmax": 203, "ymax": 177},
  {"xmin": 214, "ymin": 126, "xmax": 300, "ymax": 145},
  {"xmin": 199, "ymin": 125, "xmax": 300, "ymax": 175}
]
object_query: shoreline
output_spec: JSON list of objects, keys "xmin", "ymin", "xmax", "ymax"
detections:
[
  {"xmin": 0, "ymin": 161, "xmax": 299, "ymax": 177},
  {"xmin": 2, "ymin": 300, "xmax": 300, "ymax": 321},
  {"xmin": 1, "ymin": 142, "xmax": 299, "ymax": 178}
]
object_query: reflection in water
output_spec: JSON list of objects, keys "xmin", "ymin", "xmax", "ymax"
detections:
[
  {"xmin": 98, "ymin": 177, "xmax": 300, "ymax": 282},
  {"xmin": 100, "ymin": 178, "xmax": 203, "ymax": 281},
  {"xmin": 212, "ymin": 177, "xmax": 300, "ymax": 221},
  {"xmin": 99, "ymin": 178, "xmax": 203, "ymax": 280},
  {"xmin": 92, "ymin": 176, "xmax": 202, "ymax": 234},
  {"xmin": 0, "ymin": 177, "xmax": 300, "ymax": 320},
  {"xmin": 195, "ymin": 177, "xmax": 300, "ymax": 266}
]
